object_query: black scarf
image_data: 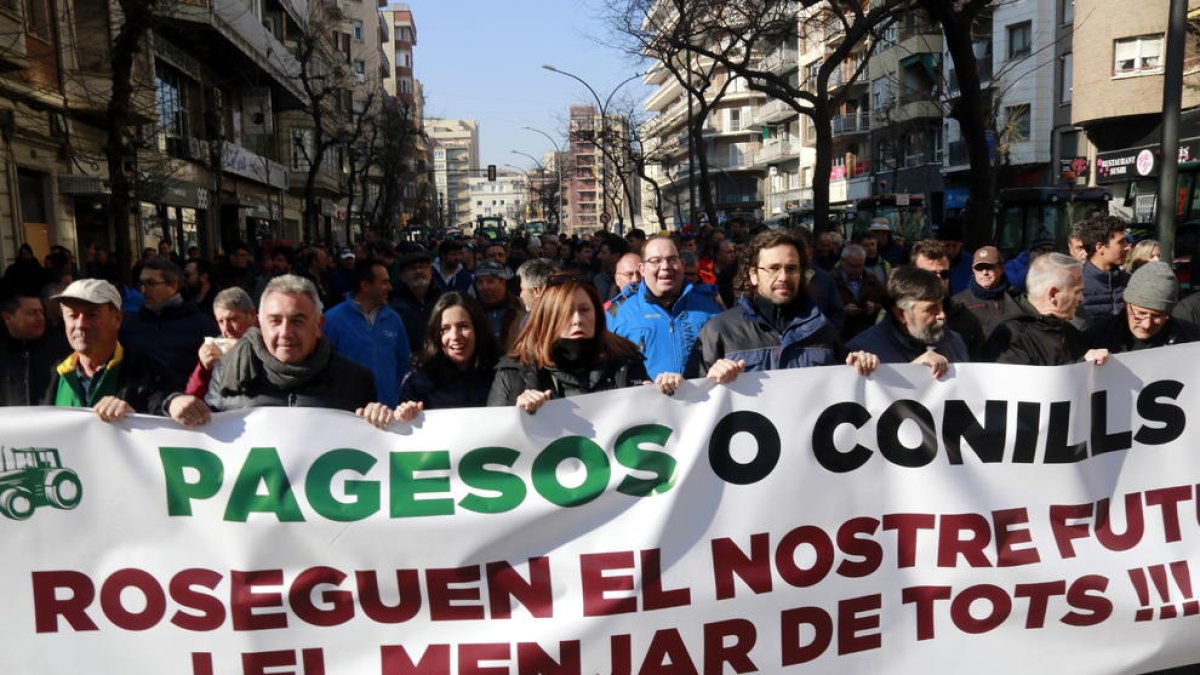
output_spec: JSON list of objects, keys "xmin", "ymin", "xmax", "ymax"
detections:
[
  {"xmin": 551, "ymin": 337, "xmax": 598, "ymax": 368},
  {"xmin": 220, "ymin": 327, "xmax": 334, "ymax": 394}
]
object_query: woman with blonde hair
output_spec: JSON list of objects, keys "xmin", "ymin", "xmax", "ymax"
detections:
[
  {"xmin": 1123, "ymin": 239, "xmax": 1160, "ymax": 273},
  {"xmin": 488, "ymin": 279, "xmax": 683, "ymax": 413}
]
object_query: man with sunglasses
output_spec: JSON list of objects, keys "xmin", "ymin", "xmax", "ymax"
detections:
[
  {"xmin": 609, "ymin": 236, "xmax": 722, "ymax": 378},
  {"xmin": 120, "ymin": 257, "xmax": 218, "ymax": 390},
  {"xmin": 910, "ymin": 239, "xmax": 984, "ymax": 360},
  {"xmin": 700, "ymin": 230, "xmax": 878, "ymax": 380}
]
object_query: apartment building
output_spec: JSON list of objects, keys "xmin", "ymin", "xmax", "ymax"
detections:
[
  {"xmin": 563, "ymin": 105, "xmax": 638, "ymax": 234},
  {"xmin": 1074, "ymin": 0, "xmax": 1200, "ymax": 226},
  {"xmin": 467, "ymin": 172, "xmax": 526, "ymax": 224},
  {"xmin": 426, "ymin": 118, "xmax": 479, "ymax": 227},
  {"xmin": 0, "ymin": 0, "xmax": 399, "ymax": 268}
]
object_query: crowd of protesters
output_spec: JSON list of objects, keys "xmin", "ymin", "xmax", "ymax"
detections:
[{"xmin": 2, "ymin": 211, "xmax": 1199, "ymax": 428}]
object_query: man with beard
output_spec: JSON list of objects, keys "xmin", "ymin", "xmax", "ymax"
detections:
[
  {"xmin": 699, "ymin": 230, "xmax": 879, "ymax": 380},
  {"xmin": 473, "ymin": 261, "xmax": 526, "ymax": 352},
  {"xmin": 911, "ymin": 239, "xmax": 985, "ymax": 360},
  {"xmin": 848, "ymin": 266, "xmax": 968, "ymax": 379},
  {"xmin": 183, "ymin": 258, "xmax": 216, "ymax": 317},
  {"xmin": 813, "ymin": 231, "xmax": 841, "ymax": 272},
  {"xmin": 390, "ymin": 247, "xmax": 442, "ymax": 351},
  {"xmin": 952, "ymin": 245, "xmax": 1023, "ymax": 349},
  {"xmin": 609, "ymin": 236, "xmax": 722, "ymax": 378}
]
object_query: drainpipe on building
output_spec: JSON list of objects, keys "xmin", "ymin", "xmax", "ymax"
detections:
[{"xmin": 1, "ymin": 113, "xmax": 19, "ymax": 266}]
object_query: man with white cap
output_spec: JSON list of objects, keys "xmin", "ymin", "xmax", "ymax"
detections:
[
  {"xmin": 44, "ymin": 279, "xmax": 173, "ymax": 420},
  {"xmin": 1084, "ymin": 261, "xmax": 1200, "ymax": 362},
  {"xmin": 868, "ymin": 217, "xmax": 909, "ymax": 267}
]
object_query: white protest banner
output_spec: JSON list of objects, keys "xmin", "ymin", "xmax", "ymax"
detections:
[{"xmin": 2, "ymin": 343, "xmax": 1200, "ymax": 674}]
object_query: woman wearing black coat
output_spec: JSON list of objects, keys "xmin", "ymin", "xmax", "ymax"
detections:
[
  {"xmin": 488, "ymin": 279, "xmax": 683, "ymax": 413},
  {"xmin": 395, "ymin": 292, "xmax": 499, "ymax": 420}
]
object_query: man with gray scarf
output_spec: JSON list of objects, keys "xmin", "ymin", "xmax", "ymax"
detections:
[{"xmin": 165, "ymin": 275, "xmax": 395, "ymax": 428}]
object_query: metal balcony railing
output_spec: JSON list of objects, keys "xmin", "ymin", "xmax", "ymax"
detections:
[{"xmin": 832, "ymin": 112, "xmax": 871, "ymax": 137}]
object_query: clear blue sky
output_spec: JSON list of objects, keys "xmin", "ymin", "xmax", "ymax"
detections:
[{"xmin": 409, "ymin": 0, "xmax": 652, "ymax": 171}]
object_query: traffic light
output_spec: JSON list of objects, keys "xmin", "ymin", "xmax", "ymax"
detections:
[{"xmin": 487, "ymin": 164, "xmax": 496, "ymax": 181}]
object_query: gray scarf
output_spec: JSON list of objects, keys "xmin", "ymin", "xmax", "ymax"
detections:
[{"xmin": 219, "ymin": 327, "xmax": 334, "ymax": 394}]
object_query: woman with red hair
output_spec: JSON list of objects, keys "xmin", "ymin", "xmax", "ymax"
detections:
[{"xmin": 488, "ymin": 279, "xmax": 683, "ymax": 413}]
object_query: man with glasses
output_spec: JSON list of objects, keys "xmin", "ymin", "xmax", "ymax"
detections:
[
  {"xmin": 700, "ymin": 230, "xmax": 878, "ymax": 380},
  {"xmin": 910, "ymin": 239, "xmax": 984, "ymax": 360},
  {"xmin": 1084, "ymin": 262, "xmax": 1200, "ymax": 361},
  {"xmin": 120, "ymin": 257, "xmax": 218, "ymax": 390},
  {"xmin": 609, "ymin": 236, "xmax": 722, "ymax": 378}
]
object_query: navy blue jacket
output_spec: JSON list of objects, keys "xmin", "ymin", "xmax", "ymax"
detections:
[
  {"xmin": 848, "ymin": 313, "xmax": 969, "ymax": 364},
  {"xmin": 119, "ymin": 298, "xmax": 218, "ymax": 391},
  {"xmin": 699, "ymin": 296, "xmax": 843, "ymax": 373},
  {"xmin": 1081, "ymin": 260, "xmax": 1130, "ymax": 318}
]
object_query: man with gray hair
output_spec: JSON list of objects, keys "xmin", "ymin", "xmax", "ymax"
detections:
[
  {"xmin": 848, "ymin": 266, "xmax": 968, "ymax": 379},
  {"xmin": 833, "ymin": 243, "xmax": 885, "ymax": 341},
  {"xmin": 183, "ymin": 286, "xmax": 258, "ymax": 398},
  {"xmin": 984, "ymin": 253, "xmax": 1087, "ymax": 365},
  {"xmin": 166, "ymin": 274, "xmax": 393, "ymax": 429},
  {"xmin": 517, "ymin": 258, "xmax": 558, "ymax": 313}
]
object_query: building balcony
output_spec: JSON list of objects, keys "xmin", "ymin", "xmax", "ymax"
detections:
[
  {"xmin": 755, "ymin": 98, "xmax": 799, "ymax": 125},
  {"xmin": 832, "ymin": 111, "xmax": 871, "ymax": 138},
  {"xmin": 829, "ymin": 59, "xmax": 868, "ymax": 91},
  {"xmin": 756, "ymin": 45, "xmax": 799, "ymax": 75},
  {"xmin": 755, "ymin": 140, "xmax": 802, "ymax": 166},
  {"xmin": 155, "ymin": 0, "xmax": 305, "ymax": 107}
]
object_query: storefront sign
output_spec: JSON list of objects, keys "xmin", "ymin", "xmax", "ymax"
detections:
[{"xmin": 1096, "ymin": 139, "xmax": 1200, "ymax": 183}]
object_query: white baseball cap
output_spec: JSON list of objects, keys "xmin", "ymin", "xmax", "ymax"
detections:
[{"xmin": 51, "ymin": 278, "xmax": 122, "ymax": 310}]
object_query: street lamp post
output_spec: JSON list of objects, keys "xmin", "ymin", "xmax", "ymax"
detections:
[
  {"xmin": 542, "ymin": 65, "xmax": 642, "ymax": 233},
  {"xmin": 522, "ymin": 126, "xmax": 565, "ymax": 230},
  {"xmin": 510, "ymin": 150, "xmax": 548, "ymax": 221}
]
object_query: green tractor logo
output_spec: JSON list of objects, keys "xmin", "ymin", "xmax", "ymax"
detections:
[{"xmin": 0, "ymin": 447, "xmax": 82, "ymax": 520}]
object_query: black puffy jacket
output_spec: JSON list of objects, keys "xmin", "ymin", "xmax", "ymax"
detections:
[{"xmin": 487, "ymin": 354, "xmax": 648, "ymax": 407}]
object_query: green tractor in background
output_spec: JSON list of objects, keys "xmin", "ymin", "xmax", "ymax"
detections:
[{"xmin": 0, "ymin": 447, "xmax": 82, "ymax": 520}]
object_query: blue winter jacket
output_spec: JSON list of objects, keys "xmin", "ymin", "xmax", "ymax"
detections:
[
  {"xmin": 608, "ymin": 281, "xmax": 722, "ymax": 378},
  {"xmin": 698, "ymin": 295, "xmax": 843, "ymax": 374},
  {"xmin": 322, "ymin": 296, "xmax": 412, "ymax": 407}
]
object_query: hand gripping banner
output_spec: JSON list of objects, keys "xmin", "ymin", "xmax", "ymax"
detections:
[{"xmin": 2, "ymin": 344, "xmax": 1200, "ymax": 674}]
